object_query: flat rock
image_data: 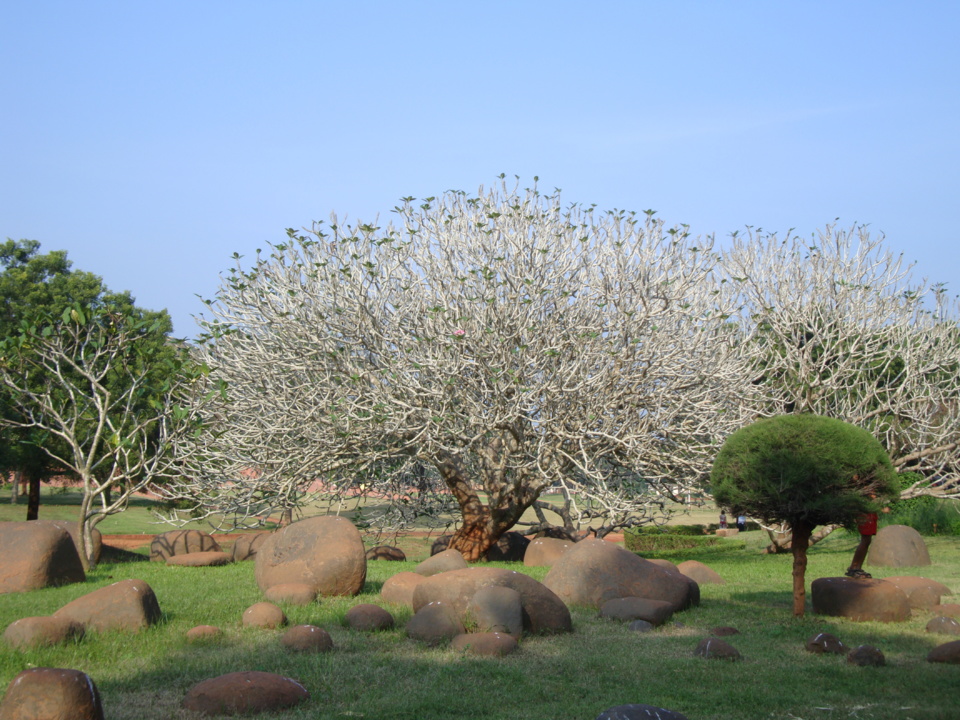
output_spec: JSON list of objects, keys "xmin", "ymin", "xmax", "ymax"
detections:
[
  {"xmin": 365, "ymin": 545, "xmax": 406, "ymax": 561},
  {"xmin": 927, "ymin": 640, "xmax": 960, "ymax": 664},
  {"xmin": 693, "ymin": 637, "xmax": 741, "ymax": 660},
  {"xmin": 166, "ymin": 551, "xmax": 232, "ymax": 567},
  {"xmin": 523, "ymin": 537, "xmax": 574, "ymax": 567},
  {"xmin": 543, "ymin": 539, "xmax": 698, "ymax": 612},
  {"xmin": 414, "ymin": 548, "xmax": 467, "ymax": 577},
  {"xmin": 677, "ymin": 560, "xmax": 725, "ymax": 585},
  {"xmin": 866, "ymin": 525, "xmax": 931, "ymax": 567},
  {"xmin": 406, "ymin": 602, "xmax": 465, "ymax": 645},
  {"xmin": 0, "ymin": 521, "xmax": 85, "ymax": 594},
  {"xmin": 0, "ymin": 668, "xmax": 104, "ymax": 720},
  {"xmin": 264, "ymin": 583, "xmax": 318, "ymax": 606},
  {"xmin": 847, "ymin": 644, "xmax": 885, "ymax": 666},
  {"xmin": 231, "ymin": 531, "xmax": 271, "ymax": 562},
  {"xmin": 599, "ymin": 597, "xmax": 674, "ymax": 626},
  {"xmin": 345, "ymin": 603, "xmax": 395, "ymax": 631},
  {"xmin": 186, "ymin": 625, "xmax": 223, "ymax": 642},
  {"xmin": 805, "ymin": 632, "xmax": 846, "ymax": 654},
  {"xmin": 242, "ymin": 602, "xmax": 287, "ymax": 629},
  {"xmin": 380, "ymin": 571, "xmax": 426, "ymax": 607},
  {"xmin": 281, "ymin": 624, "xmax": 333, "ymax": 652},
  {"xmin": 54, "ymin": 578, "xmax": 161, "ymax": 633},
  {"xmin": 150, "ymin": 529, "xmax": 221, "ymax": 561},
  {"xmin": 255, "ymin": 516, "xmax": 366, "ymax": 597},
  {"xmin": 3, "ymin": 616, "xmax": 84, "ymax": 650},
  {"xmin": 412, "ymin": 567, "xmax": 572, "ymax": 635},
  {"xmin": 451, "ymin": 632, "xmax": 518, "ymax": 656},
  {"xmin": 883, "ymin": 576, "xmax": 950, "ymax": 610},
  {"xmin": 926, "ymin": 617, "xmax": 960, "ymax": 635},
  {"xmin": 182, "ymin": 671, "xmax": 309, "ymax": 716},
  {"xmin": 596, "ymin": 704, "xmax": 689, "ymax": 720},
  {"xmin": 811, "ymin": 577, "xmax": 911, "ymax": 622}
]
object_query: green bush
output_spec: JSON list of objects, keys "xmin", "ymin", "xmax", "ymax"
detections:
[
  {"xmin": 883, "ymin": 495, "xmax": 960, "ymax": 536},
  {"xmin": 624, "ymin": 529, "xmax": 721, "ymax": 552}
]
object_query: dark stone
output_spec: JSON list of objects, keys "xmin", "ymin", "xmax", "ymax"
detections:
[
  {"xmin": 231, "ymin": 531, "xmax": 271, "ymax": 562},
  {"xmin": 182, "ymin": 671, "xmax": 309, "ymax": 716},
  {"xmin": 484, "ymin": 532, "xmax": 529, "ymax": 562},
  {"xmin": 627, "ymin": 620, "xmax": 655, "ymax": 633},
  {"xmin": 710, "ymin": 626, "xmax": 740, "ymax": 637},
  {"xmin": 0, "ymin": 668, "xmax": 104, "ymax": 720},
  {"xmin": 0, "ymin": 521, "xmax": 85, "ymax": 593},
  {"xmin": 451, "ymin": 632, "xmax": 518, "ymax": 656},
  {"xmin": 430, "ymin": 535, "xmax": 453, "ymax": 556},
  {"xmin": 847, "ymin": 644, "xmax": 885, "ymax": 666},
  {"xmin": 414, "ymin": 548, "xmax": 467, "ymax": 577},
  {"xmin": 54, "ymin": 579, "xmax": 161, "ymax": 633},
  {"xmin": 596, "ymin": 704, "xmax": 689, "ymax": 720},
  {"xmin": 166, "ymin": 551, "xmax": 232, "ymax": 567},
  {"xmin": 281, "ymin": 624, "xmax": 333, "ymax": 652},
  {"xmin": 255, "ymin": 516, "xmax": 366, "ymax": 597},
  {"xmin": 677, "ymin": 560, "xmax": 725, "ymax": 585},
  {"xmin": 599, "ymin": 597, "xmax": 674, "ymax": 626},
  {"xmin": 805, "ymin": 631, "xmax": 846, "ymax": 654},
  {"xmin": 150, "ymin": 529, "xmax": 221, "ymax": 561},
  {"xmin": 534, "ymin": 527, "xmax": 576, "ymax": 541},
  {"xmin": 926, "ymin": 617, "xmax": 960, "ymax": 635},
  {"xmin": 3, "ymin": 616, "xmax": 84, "ymax": 650},
  {"xmin": 693, "ymin": 637, "xmax": 741, "ymax": 660},
  {"xmin": 523, "ymin": 537, "xmax": 574, "ymax": 567},
  {"xmin": 811, "ymin": 577, "xmax": 911, "ymax": 622},
  {"xmin": 49, "ymin": 520, "xmax": 102, "ymax": 566},
  {"xmin": 242, "ymin": 602, "xmax": 287, "ymax": 629},
  {"xmin": 365, "ymin": 545, "xmax": 406, "ymax": 561},
  {"xmin": 866, "ymin": 525, "xmax": 931, "ymax": 567},
  {"xmin": 927, "ymin": 640, "xmax": 960, "ymax": 664},
  {"xmin": 345, "ymin": 603, "xmax": 395, "ymax": 631},
  {"xmin": 406, "ymin": 602, "xmax": 465, "ymax": 645},
  {"xmin": 466, "ymin": 585, "xmax": 523, "ymax": 637},
  {"xmin": 264, "ymin": 583, "xmax": 317, "ymax": 606},
  {"xmin": 380, "ymin": 571, "xmax": 426, "ymax": 607}
]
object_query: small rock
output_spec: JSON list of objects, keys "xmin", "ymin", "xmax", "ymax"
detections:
[
  {"xmin": 0, "ymin": 668, "xmax": 104, "ymax": 720},
  {"xmin": 242, "ymin": 602, "xmax": 287, "ymax": 629},
  {"xmin": 847, "ymin": 644, "xmax": 885, "ymax": 667},
  {"xmin": 927, "ymin": 640, "xmax": 960, "ymax": 664},
  {"xmin": 345, "ymin": 604, "xmax": 395, "ymax": 632},
  {"xmin": 595, "ymin": 703, "xmax": 689, "ymax": 720},
  {"xmin": 936, "ymin": 603, "xmax": 960, "ymax": 618},
  {"xmin": 693, "ymin": 637, "xmax": 741, "ymax": 660},
  {"xmin": 805, "ymin": 632, "xmax": 846, "ymax": 655},
  {"xmin": 186, "ymin": 625, "xmax": 222, "ymax": 642},
  {"xmin": 3, "ymin": 616, "xmax": 84, "ymax": 650},
  {"xmin": 182, "ymin": 671, "xmax": 309, "ymax": 716},
  {"xmin": 926, "ymin": 617, "xmax": 960, "ymax": 635},
  {"xmin": 709, "ymin": 626, "xmax": 739, "ymax": 637},
  {"xmin": 281, "ymin": 625, "xmax": 333, "ymax": 652},
  {"xmin": 451, "ymin": 632, "xmax": 518, "ymax": 656}
]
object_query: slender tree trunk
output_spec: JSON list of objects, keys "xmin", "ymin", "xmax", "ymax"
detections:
[
  {"xmin": 10, "ymin": 470, "xmax": 21, "ymax": 504},
  {"xmin": 26, "ymin": 469, "xmax": 40, "ymax": 520},
  {"xmin": 790, "ymin": 520, "xmax": 814, "ymax": 618}
]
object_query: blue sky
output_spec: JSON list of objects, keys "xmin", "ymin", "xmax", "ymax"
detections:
[{"xmin": 3, "ymin": 1, "xmax": 958, "ymax": 337}]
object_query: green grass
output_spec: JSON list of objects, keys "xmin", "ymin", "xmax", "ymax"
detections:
[{"xmin": 2, "ymin": 517, "xmax": 958, "ymax": 720}]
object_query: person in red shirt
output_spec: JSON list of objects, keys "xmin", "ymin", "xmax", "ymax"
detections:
[{"xmin": 846, "ymin": 511, "xmax": 878, "ymax": 578}]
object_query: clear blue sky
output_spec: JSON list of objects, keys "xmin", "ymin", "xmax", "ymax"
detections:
[{"xmin": 3, "ymin": 1, "xmax": 958, "ymax": 337}]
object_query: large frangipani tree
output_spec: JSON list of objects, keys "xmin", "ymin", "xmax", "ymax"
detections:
[{"xmin": 168, "ymin": 180, "xmax": 753, "ymax": 559}]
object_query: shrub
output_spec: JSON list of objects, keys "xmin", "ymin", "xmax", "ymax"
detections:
[
  {"xmin": 624, "ymin": 530, "xmax": 721, "ymax": 552},
  {"xmin": 883, "ymin": 496, "xmax": 960, "ymax": 536}
]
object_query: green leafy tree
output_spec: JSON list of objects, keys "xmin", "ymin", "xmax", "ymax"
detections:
[{"xmin": 711, "ymin": 414, "xmax": 899, "ymax": 617}]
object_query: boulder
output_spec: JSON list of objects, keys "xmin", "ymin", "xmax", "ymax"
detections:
[
  {"xmin": 255, "ymin": 516, "xmax": 366, "ymax": 597},
  {"xmin": 380, "ymin": 572, "xmax": 426, "ymax": 607},
  {"xmin": 242, "ymin": 602, "xmax": 287, "ymax": 629},
  {"xmin": 882, "ymin": 576, "xmax": 950, "ymax": 610},
  {"xmin": 182, "ymin": 671, "xmax": 309, "ymax": 716},
  {"xmin": 484, "ymin": 532, "xmax": 529, "ymax": 562},
  {"xmin": 866, "ymin": 525, "xmax": 931, "ymax": 567},
  {"xmin": 430, "ymin": 535, "xmax": 453, "ymax": 555},
  {"xmin": 406, "ymin": 602, "xmax": 465, "ymax": 645},
  {"xmin": 805, "ymin": 632, "xmax": 846, "ymax": 655},
  {"xmin": 811, "ymin": 577, "xmax": 911, "ymax": 622},
  {"xmin": 647, "ymin": 559, "xmax": 681, "ymax": 574},
  {"xmin": 365, "ymin": 545, "xmax": 406, "ymax": 562},
  {"xmin": 281, "ymin": 625, "xmax": 333, "ymax": 652},
  {"xmin": 926, "ymin": 617, "xmax": 960, "ymax": 635},
  {"xmin": 186, "ymin": 625, "xmax": 223, "ymax": 642},
  {"xmin": 0, "ymin": 521, "xmax": 85, "ymax": 594},
  {"xmin": 150, "ymin": 529, "xmax": 221, "ymax": 561},
  {"xmin": 48, "ymin": 520, "xmax": 102, "ymax": 566},
  {"xmin": 542, "ymin": 540, "xmax": 698, "ymax": 612},
  {"xmin": 523, "ymin": 537, "xmax": 574, "ymax": 567},
  {"xmin": 264, "ymin": 583, "xmax": 318, "ymax": 606},
  {"xmin": 54, "ymin": 579, "xmax": 161, "ymax": 633},
  {"xmin": 0, "ymin": 668, "xmax": 104, "ymax": 720},
  {"xmin": 413, "ymin": 567, "xmax": 572, "ymax": 635},
  {"xmin": 927, "ymin": 640, "xmax": 960, "ymax": 664},
  {"xmin": 937, "ymin": 603, "xmax": 960, "ymax": 618},
  {"xmin": 598, "ymin": 597, "xmax": 674, "ymax": 626},
  {"xmin": 231, "ymin": 531, "xmax": 271, "ymax": 562},
  {"xmin": 414, "ymin": 548, "xmax": 467, "ymax": 577},
  {"xmin": 3, "ymin": 616, "xmax": 84, "ymax": 650},
  {"xmin": 166, "ymin": 551, "xmax": 232, "ymax": 567},
  {"xmin": 596, "ymin": 704, "xmax": 689, "ymax": 720},
  {"xmin": 345, "ymin": 603, "xmax": 395, "ymax": 632},
  {"xmin": 847, "ymin": 644, "xmax": 885, "ymax": 666},
  {"xmin": 709, "ymin": 626, "xmax": 740, "ymax": 637},
  {"xmin": 693, "ymin": 637, "xmax": 741, "ymax": 660},
  {"xmin": 676, "ymin": 560, "xmax": 725, "ymax": 585},
  {"xmin": 466, "ymin": 585, "xmax": 523, "ymax": 637},
  {"xmin": 451, "ymin": 632, "xmax": 518, "ymax": 656}
]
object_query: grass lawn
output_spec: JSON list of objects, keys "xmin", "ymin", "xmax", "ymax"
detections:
[{"xmin": 2, "ymin": 489, "xmax": 959, "ymax": 719}]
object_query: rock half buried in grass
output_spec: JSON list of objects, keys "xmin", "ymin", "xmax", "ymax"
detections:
[
  {"xmin": 264, "ymin": 583, "xmax": 318, "ymax": 606},
  {"xmin": 677, "ymin": 560, "xmax": 725, "ymax": 585},
  {"xmin": 466, "ymin": 585, "xmax": 523, "ymax": 637},
  {"xmin": 805, "ymin": 631, "xmax": 846, "ymax": 654},
  {"xmin": 595, "ymin": 703, "xmax": 689, "ymax": 720},
  {"xmin": 926, "ymin": 617, "xmax": 960, "ymax": 635},
  {"xmin": 847, "ymin": 644, "xmax": 885, "ymax": 666},
  {"xmin": 365, "ymin": 545, "xmax": 406, "ymax": 561},
  {"xmin": 0, "ymin": 667, "xmax": 104, "ymax": 720},
  {"xmin": 3, "ymin": 616, "xmax": 84, "ymax": 650},
  {"xmin": 693, "ymin": 637, "xmax": 741, "ymax": 660},
  {"xmin": 451, "ymin": 632, "xmax": 518, "ymax": 656},
  {"xmin": 281, "ymin": 625, "xmax": 333, "ymax": 652},
  {"xmin": 406, "ymin": 602, "xmax": 465, "ymax": 646},
  {"xmin": 345, "ymin": 603, "xmax": 395, "ymax": 632},
  {"xmin": 54, "ymin": 579, "xmax": 161, "ymax": 633},
  {"xmin": 927, "ymin": 640, "xmax": 960, "ymax": 664},
  {"xmin": 166, "ymin": 551, "xmax": 232, "ymax": 567},
  {"xmin": 599, "ymin": 597, "xmax": 673, "ymax": 626},
  {"xmin": 523, "ymin": 537, "xmax": 573, "ymax": 567},
  {"xmin": 231, "ymin": 531, "xmax": 271, "ymax": 562},
  {"xmin": 811, "ymin": 577, "xmax": 910, "ymax": 622},
  {"xmin": 242, "ymin": 602, "xmax": 287, "ymax": 629},
  {"xmin": 182, "ymin": 671, "xmax": 309, "ymax": 716},
  {"xmin": 186, "ymin": 625, "xmax": 222, "ymax": 642},
  {"xmin": 414, "ymin": 548, "xmax": 468, "ymax": 577}
]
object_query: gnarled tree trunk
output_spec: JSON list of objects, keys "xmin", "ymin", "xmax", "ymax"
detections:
[{"xmin": 790, "ymin": 520, "xmax": 814, "ymax": 617}]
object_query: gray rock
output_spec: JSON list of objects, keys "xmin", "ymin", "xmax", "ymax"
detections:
[
  {"xmin": 414, "ymin": 548, "xmax": 467, "ymax": 577},
  {"xmin": 693, "ymin": 637, "xmax": 741, "ymax": 660},
  {"xmin": 406, "ymin": 602, "xmax": 465, "ymax": 645},
  {"xmin": 847, "ymin": 644, "xmax": 885, "ymax": 666},
  {"xmin": 599, "ymin": 597, "xmax": 674, "ymax": 626},
  {"xmin": 466, "ymin": 585, "xmax": 523, "ymax": 637},
  {"xmin": 866, "ymin": 525, "xmax": 931, "ymax": 567}
]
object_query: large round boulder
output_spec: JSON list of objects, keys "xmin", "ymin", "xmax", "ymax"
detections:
[
  {"xmin": 255, "ymin": 516, "xmax": 366, "ymax": 597},
  {"xmin": 53, "ymin": 579, "xmax": 161, "ymax": 633},
  {"xmin": 0, "ymin": 668, "xmax": 104, "ymax": 720},
  {"xmin": 523, "ymin": 537, "xmax": 574, "ymax": 567},
  {"xmin": 412, "ymin": 567, "xmax": 571, "ymax": 635},
  {"xmin": 542, "ymin": 539, "xmax": 698, "ymax": 612},
  {"xmin": 811, "ymin": 577, "xmax": 911, "ymax": 622},
  {"xmin": 182, "ymin": 671, "xmax": 309, "ymax": 716},
  {"xmin": 466, "ymin": 586, "xmax": 523, "ymax": 637},
  {"xmin": 0, "ymin": 521, "xmax": 85, "ymax": 594},
  {"xmin": 150, "ymin": 529, "xmax": 221, "ymax": 561},
  {"xmin": 866, "ymin": 525, "xmax": 931, "ymax": 567}
]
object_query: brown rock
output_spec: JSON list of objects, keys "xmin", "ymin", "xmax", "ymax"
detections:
[
  {"xmin": 883, "ymin": 576, "xmax": 950, "ymax": 610},
  {"xmin": 523, "ymin": 537, "xmax": 574, "ymax": 567},
  {"xmin": 281, "ymin": 625, "xmax": 333, "ymax": 652},
  {"xmin": 812, "ymin": 577, "xmax": 911, "ymax": 622},
  {"xmin": 182, "ymin": 671, "xmax": 309, "ymax": 716},
  {"xmin": 866, "ymin": 525, "xmax": 931, "ymax": 567},
  {"xmin": 255, "ymin": 516, "xmax": 366, "ymax": 597},
  {"xmin": 926, "ymin": 616, "xmax": 960, "ymax": 635},
  {"xmin": 231, "ymin": 531, "xmax": 271, "ymax": 562},
  {"xmin": 186, "ymin": 625, "xmax": 222, "ymax": 642},
  {"xmin": 647, "ymin": 559, "xmax": 681, "ymax": 574},
  {"xmin": 166, "ymin": 551, "xmax": 232, "ymax": 567},
  {"xmin": 847, "ymin": 644, "xmax": 885, "ymax": 666},
  {"xmin": 406, "ymin": 602, "xmax": 465, "ymax": 645},
  {"xmin": 677, "ymin": 560, "xmax": 725, "ymax": 585},
  {"xmin": 451, "ymin": 631, "xmax": 518, "ymax": 656},
  {"xmin": 693, "ymin": 637, "xmax": 741, "ymax": 660},
  {"xmin": 365, "ymin": 545, "xmax": 406, "ymax": 561},
  {"xmin": 150, "ymin": 529, "xmax": 221, "ymax": 561},
  {"xmin": 466, "ymin": 585, "xmax": 523, "ymax": 637},
  {"xmin": 937, "ymin": 603, "xmax": 960, "ymax": 618},
  {"xmin": 628, "ymin": 620, "xmax": 655, "ymax": 633},
  {"xmin": 412, "ymin": 566, "xmax": 572, "ymax": 635},
  {"xmin": 414, "ymin": 548, "xmax": 467, "ymax": 577},
  {"xmin": 927, "ymin": 640, "xmax": 960, "ymax": 664},
  {"xmin": 380, "ymin": 571, "xmax": 426, "ymax": 607},
  {"xmin": 48, "ymin": 520, "xmax": 102, "ymax": 566},
  {"xmin": 805, "ymin": 631, "xmax": 846, "ymax": 654},
  {"xmin": 0, "ymin": 668, "xmax": 104, "ymax": 720},
  {"xmin": 3, "ymin": 616, "xmax": 84, "ymax": 650},
  {"xmin": 242, "ymin": 602, "xmax": 287, "ymax": 629},
  {"xmin": 599, "ymin": 597, "xmax": 674, "ymax": 626},
  {"xmin": 710, "ymin": 626, "xmax": 740, "ymax": 637},
  {"xmin": 0, "ymin": 521, "xmax": 85, "ymax": 594},
  {"xmin": 596, "ymin": 704, "xmax": 689, "ymax": 720},
  {"xmin": 264, "ymin": 583, "xmax": 318, "ymax": 606},
  {"xmin": 54, "ymin": 579, "xmax": 161, "ymax": 633},
  {"xmin": 345, "ymin": 603, "xmax": 395, "ymax": 631},
  {"xmin": 542, "ymin": 539, "xmax": 698, "ymax": 612}
]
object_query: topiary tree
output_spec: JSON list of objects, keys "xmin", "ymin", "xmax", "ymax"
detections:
[{"xmin": 710, "ymin": 414, "xmax": 899, "ymax": 617}]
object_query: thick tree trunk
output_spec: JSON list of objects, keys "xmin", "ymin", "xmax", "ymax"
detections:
[{"xmin": 790, "ymin": 520, "xmax": 814, "ymax": 618}]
